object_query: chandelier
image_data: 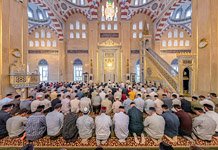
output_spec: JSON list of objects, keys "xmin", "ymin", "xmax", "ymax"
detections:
[{"xmin": 102, "ymin": 0, "xmax": 118, "ymax": 21}]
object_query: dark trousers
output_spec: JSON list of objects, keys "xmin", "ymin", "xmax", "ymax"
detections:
[
  {"xmin": 0, "ymin": 133, "xmax": 8, "ymax": 139},
  {"xmin": 179, "ymin": 129, "xmax": 191, "ymax": 137},
  {"xmin": 93, "ymin": 105, "xmax": 101, "ymax": 114}
]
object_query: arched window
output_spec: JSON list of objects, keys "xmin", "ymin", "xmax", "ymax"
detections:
[
  {"xmin": 76, "ymin": 32, "xmax": 80, "ymax": 39},
  {"xmin": 162, "ymin": 40, "xmax": 166, "ymax": 47},
  {"xmin": 47, "ymin": 40, "xmax": 51, "ymax": 47},
  {"xmin": 38, "ymin": 59, "xmax": 48, "ymax": 82},
  {"xmin": 45, "ymin": 11, "xmax": 49, "ymax": 18},
  {"xmin": 41, "ymin": 40, "xmax": 45, "ymax": 47},
  {"xmin": 139, "ymin": 21, "xmax": 143, "ymax": 30},
  {"xmin": 175, "ymin": 8, "xmax": 182, "ymax": 19},
  {"xmin": 133, "ymin": 32, "xmax": 137, "ymax": 38},
  {"xmin": 185, "ymin": 7, "xmax": 192, "ymax": 18},
  {"xmin": 82, "ymin": 23, "xmax": 86, "ymax": 30},
  {"xmin": 179, "ymin": 40, "xmax": 184, "ymax": 46},
  {"xmin": 28, "ymin": 7, "xmax": 33, "ymax": 18},
  {"xmin": 139, "ymin": 32, "xmax": 143, "ymax": 38},
  {"xmin": 107, "ymin": 24, "xmax": 112, "ymax": 30},
  {"xmin": 70, "ymin": 23, "xmax": 74, "ymax": 30},
  {"xmin": 76, "ymin": 21, "xmax": 80, "ymax": 30},
  {"xmin": 70, "ymin": 32, "xmax": 74, "ymax": 39},
  {"xmin": 185, "ymin": 40, "xmax": 190, "ymax": 46},
  {"xmin": 168, "ymin": 40, "xmax": 172, "ymax": 47},
  {"xmin": 82, "ymin": 32, "xmax": 86, "ymax": 39},
  {"xmin": 46, "ymin": 32, "xmax": 51, "ymax": 38},
  {"xmin": 179, "ymin": 32, "xmax": 184, "ymax": 38},
  {"xmin": 168, "ymin": 31, "xmax": 172, "ymax": 38},
  {"xmin": 134, "ymin": 0, "xmax": 139, "ymax": 6},
  {"xmin": 171, "ymin": 58, "xmax": 178, "ymax": 72},
  {"xmin": 143, "ymin": 0, "xmax": 147, "ymax": 4},
  {"xmin": 37, "ymin": 9, "xmax": 44, "ymax": 20},
  {"xmin": 114, "ymin": 23, "xmax": 118, "ymax": 30},
  {"xmin": 29, "ymin": 41, "xmax": 34, "ymax": 47},
  {"xmin": 73, "ymin": 59, "xmax": 83, "ymax": 82},
  {"xmin": 174, "ymin": 29, "xmax": 178, "ymax": 38},
  {"xmin": 80, "ymin": 0, "xmax": 85, "ymax": 5},
  {"xmin": 133, "ymin": 23, "xmax": 137, "ymax": 30},
  {"xmin": 35, "ymin": 41, "xmax": 39, "ymax": 47},
  {"xmin": 52, "ymin": 40, "xmax": 57, "ymax": 47},
  {"xmin": 101, "ymin": 23, "xmax": 106, "ymax": 30},
  {"xmin": 35, "ymin": 32, "xmax": 39, "ymax": 38},
  {"xmin": 135, "ymin": 59, "xmax": 140, "ymax": 83},
  {"xmin": 41, "ymin": 30, "xmax": 45, "ymax": 38},
  {"xmin": 174, "ymin": 40, "xmax": 178, "ymax": 47}
]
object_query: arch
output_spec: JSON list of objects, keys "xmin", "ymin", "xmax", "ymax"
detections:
[
  {"xmin": 73, "ymin": 59, "xmax": 83, "ymax": 65},
  {"xmin": 73, "ymin": 59, "xmax": 83, "ymax": 81},
  {"xmin": 155, "ymin": 0, "xmax": 186, "ymax": 40},
  {"xmin": 62, "ymin": 8, "xmax": 89, "ymax": 21},
  {"xmin": 160, "ymin": 25, "xmax": 192, "ymax": 39},
  {"xmin": 183, "ymin": 67, "xmax": 190, "ymax": 94},
  {"xmin": 28, "ymin": 0, "xmax": 64, "ymax": 40},
  {"xmin": 38, "ymin": 59, "xmax": 48, "ymax": 82},
  {"xmin": 29, "ymin": 25, "xmax": 59, "ymax": 39},
  {"xmin": 128, "ymin": 8, "xmax": 156, "ymax": 22},
  {"xmin": 171, "ymin": 58, "xmax": 178, "ymax": 72}
]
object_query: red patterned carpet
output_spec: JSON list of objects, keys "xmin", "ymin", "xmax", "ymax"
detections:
[{"xmin": 0, "ymin": 136, "xmax": 218, "ymax": 149}]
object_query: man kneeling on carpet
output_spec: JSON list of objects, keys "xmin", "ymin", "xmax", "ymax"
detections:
[
  {"xmin": 46, "ymin": 103, "xmax": 64, "ymax": 140},
  {"xmin": 6, "ymin": 108, "xmax": 28, "ymax": 140},
  {"xmin": 95, "ymin": 106, "xmax": 112, "ymax": 146},
  {"xmin": 144, "ymin": 107, "xmax": 165, "ymax": 144},
  {"xmin": 25, "ymin": 105, "xmax": 46, "ymax": 141},
  {"xmin": 76, "ymin": 107, "xmax": 95, "ymax": 144}
]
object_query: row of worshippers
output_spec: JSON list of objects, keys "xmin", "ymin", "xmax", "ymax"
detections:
[{"xmin": 1, "ymin": 100, "xmax": 218, "ymax": 145}]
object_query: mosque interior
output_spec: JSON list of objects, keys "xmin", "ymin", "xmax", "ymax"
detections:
[
  {"xmin": 0, "ymin": 0, "xmax": 217, "ymax": 97},
  {"xmin": 0, "ymin": 0, "xmax": 218, "ymax": 148}
]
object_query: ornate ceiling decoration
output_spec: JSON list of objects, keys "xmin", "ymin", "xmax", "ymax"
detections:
[{"xmin": 28, "ymin": 0, "xmax": 192, "ymax": 41}]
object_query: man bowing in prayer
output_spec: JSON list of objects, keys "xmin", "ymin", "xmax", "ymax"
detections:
[
  {"xmin": 95, "ymin": 106, "xmax": 112, "ymax": 146},
  {"xmin": 128, "ymin": 102, "xmax": 145, "ymax": 144}
]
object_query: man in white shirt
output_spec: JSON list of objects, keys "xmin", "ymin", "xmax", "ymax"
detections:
[
  {"xmin": 70, "ymin": 96, "xmax": 80, "ymax": 113},
  {"xmin": 95, "ymin": 107, "xmax": 112, "ymax": 145},
  {"xmin": 112, "ymin": 97, "xmax": 122, "ymax": 113},
  {"xmin": 200, "ymin": 99, "xmax": 215, "ymax": 111},
  {"xmin": 144, "ymin": 95, "xmax": 155, "ymax": 113},
  {"xmin": 144, "ymin": 107, "xmax": 165, "ymax": 144},
  {"xmin": 113, "ymin": 106, "xmax": 129, "ymax": 143},
  {"xmin": 203, "ymin": 104, "xmax": 218, "ymax": 136},
  {"xmin": 40, "ymin": 94, "xmax": 51, "ymax": 111},
  {"xmin": 154, "ymin": 95, "xmax": 164, "ymax": 115},
  {"xmin": 31, "ymin": 95, "xmax": 43, "ymax": 113},
  {"xmin": 134, "ymin": 93, "xmax": 145, "ymax": 112},
  {"xmin": 99, "ymin": 89, "xmax": 106, "ymax": 100}
]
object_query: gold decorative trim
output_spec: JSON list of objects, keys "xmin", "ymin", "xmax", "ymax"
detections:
[{"xmin": 98, "ymin": 39, "xmax": 121, "ymax": 47}]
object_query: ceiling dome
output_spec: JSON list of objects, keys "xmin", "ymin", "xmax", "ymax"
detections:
[
  {"xmin": 28, "ymin": 3, "xmax": 50, "ymax": 24},
  {"xmin": 168, "ymin": 2, "xmax": 191, "ymax": 24}
]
